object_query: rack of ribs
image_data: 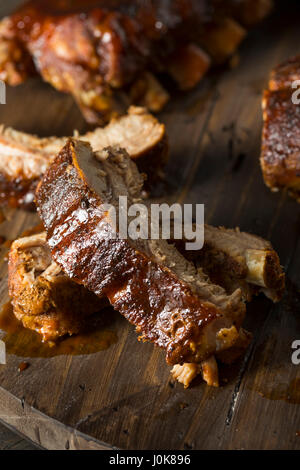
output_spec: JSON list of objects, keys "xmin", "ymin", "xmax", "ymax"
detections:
[
  {"xmin": 261, "ymin": 55, "xmax": 300, "ymax": 201},
  {"xmin": 35, "ymin": 140, "xmax": 246, "ymax": 365},
  {"xmin": 174, "ymin": 224, "xmax": 285, "ymax": 303},
  {"xmin": 8, "ymin": 197, "xmax": 284, "ymax": 386},
  {"xmin": 8, "ymin": 220, "xmax": 284, "ymax": 387},
  {"xmin": 0, "ymin": 0, "xmax": 273, "ymax": 124},
  {"xmin": 35, "ymin": 140, "xmax": 284, "ymax": 373},
  {"xmin": 5, "ymin": 230, "xmax": 239, "ymax": 386},
  {"xmin": 0, "ymin": 106, "xmax": 168, "ymax": 208},
  {"xmin": 171, "ymin": 224, "xmax": 284, "ymax": 387}
]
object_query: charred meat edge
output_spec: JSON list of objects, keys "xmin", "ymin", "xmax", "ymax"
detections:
[
  {"xmin": 172, "ymin": 224, "xmax": 284, "ymax": 387},
  {"xmin": 0, "ymin": 106, "xmax": 168, "ymax": 208},
  {"xmin": 8, "ymin": 220, "xmax": 283, "ymax": 385},
  {"xmin": 261, "ymin": 55, "xmax": 300, "ymax": 200},
  {"xmin": 195, "ymin": 224, "xmax": 284, "ymax": 303},
  {"xmin": 8, "ymin": 230, "xmax": 249, "ymax": 388},
  {"xmin": 0, "ymin": 1, "xmax": 272, "ymax": 124},
  {"xmin": 8, "ymin": 232, "xmax": 105, "ymax": 342},
  {"xmin": 36, "ymin": 140, "xmax": 246, "ymax": 365}
]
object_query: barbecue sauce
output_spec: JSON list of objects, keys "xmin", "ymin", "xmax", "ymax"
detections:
[
  {"xmin": 0, "ymin": 301, "xmax": 117, "ymax": 358},
  {"xmin": 256, "ymin": 378, "xmax": 300, "ymax": 405}
]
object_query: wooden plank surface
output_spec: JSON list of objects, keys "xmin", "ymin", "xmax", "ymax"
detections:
[
  {"xmin": 0, "ymin": 420, "xmax": 37, "ymax": 450},
  {"xmin": 0, "ymin": 0, "xmax": 299, "ymax": 450}
]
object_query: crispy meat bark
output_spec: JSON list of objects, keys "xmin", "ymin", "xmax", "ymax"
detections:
[
  {"xmin": 8, "ymin": 232, "xmax": 106, "ymax": 342},
  {"xmin": 36, "ymin": 140, "xmax": 246, "ymax": 365},
  {"xmin": 0, "ymin": 1, "xmax": 272, "ymax": 123},
  {"xmin": 0, "ymin": 107, "xmax": 168, "ymax": 208},
  {"xmin": 171, "ymin": 224, "xmax": 284, "ymax": 387},
  {"xmin": 261, "ymin": 55, "xmax": 300, "ymax": 200}
]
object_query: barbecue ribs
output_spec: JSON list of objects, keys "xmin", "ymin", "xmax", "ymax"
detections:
[
  {"xmin": 261, "ymin": 55, "xmax": 300, "ymax": 201},
  {"xmin": 8, "ymin": 232, "xmax": 106, "ymax": 342},
  {"xmin": 0, "ymin": 106, "xmax": 168, "ymax": 208},
  {"xmin": 172, "ymin": 224, "xmax": 284, "ymax": 387},
  {"xmin": 175, "ymin": 224, "xmax": 285, "ymax": 303},
  {"xmin": 0, "ymin": 0, "xmax": 273, "ymax": 124},
  {"xmin": 36, "ymin": 140, "xmax": 247, "ymax": 365},
  {"xmin": 8, "ymin": 219, "xmax": 284, "ymax": 387}
]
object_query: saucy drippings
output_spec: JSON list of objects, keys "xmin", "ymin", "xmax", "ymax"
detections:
[
  {"xmin": 256, "ymin": 378, "xmax": 300, "ymax": 405},
  {"xmin": 0, "ymin": 301, "xmax": 118, "ymax": 358}
]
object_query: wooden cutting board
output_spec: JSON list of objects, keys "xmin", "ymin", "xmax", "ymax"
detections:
[{"xmin": 0, "ymin": 1, "xmax": 299, "ymax": 450}]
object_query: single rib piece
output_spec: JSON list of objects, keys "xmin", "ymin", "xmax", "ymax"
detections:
[
  {"xmin": 261, "ymin": 55, "xmax": 300, "ymax": 201},
  {"xmin": 0, "ymin": 0, "xmax": 272, "ymax": 123},
  {"xmin": 198, "ymin": 17, "xmax": 246, "ymax": 64},
  {"xmin": 172, "ymin": 224, "xmax": 284, "ymax": 388},
  {"xmin": 200, "ymin": 225, "xmax": 285, "ymax": 302},
  {"xmin": 8, "ymin": 228, "xmax": 258, "ymax": 387},
  {"xmin": 36, "ymin": 140, "xmax": 246, "ymax": 365},
  {"xmin": 166, "ymin": 44, "xmax": 211, "ymax": 91},
  {"xmin": 173, "ymin": 224, "xmax": 285, "ymax": 303},
  {"xmin": 261, "ymin": 88, "xmax": 300, "ymax": 200},
  {"xmin": 0, "ymin": 106, "xmax": 168, "ymax": 208},
  {"xmin": 8, "ymin": 232, "xmax": 106, "ymax": 342}
]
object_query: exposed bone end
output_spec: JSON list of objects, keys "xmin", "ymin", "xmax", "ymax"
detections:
[
  {"xmin": 171, "ymin": 363, "xmax": 201, "ymax": 389},
  {"xmin": 245, "ymin": 249, "xmax": 285, "ymax": 302},
  {"xmin": 171, "ymin": 356, "xmax": 219, "ymax": 388},
  {"xmin": 172, "ymin": 327, "xmax": 252, "ymax": 388},
  {"xmin": 201, "ymin": 356, "xmax": 219, "ymax": 387}
]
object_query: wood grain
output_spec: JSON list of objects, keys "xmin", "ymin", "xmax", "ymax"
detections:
[
  {"xmin": 0, "ymin": 420, "xmax": 37, "ymax": 450},
  {"xmin": 0, "ymin": 0, "xmax": 299, "ymax": 450}
]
